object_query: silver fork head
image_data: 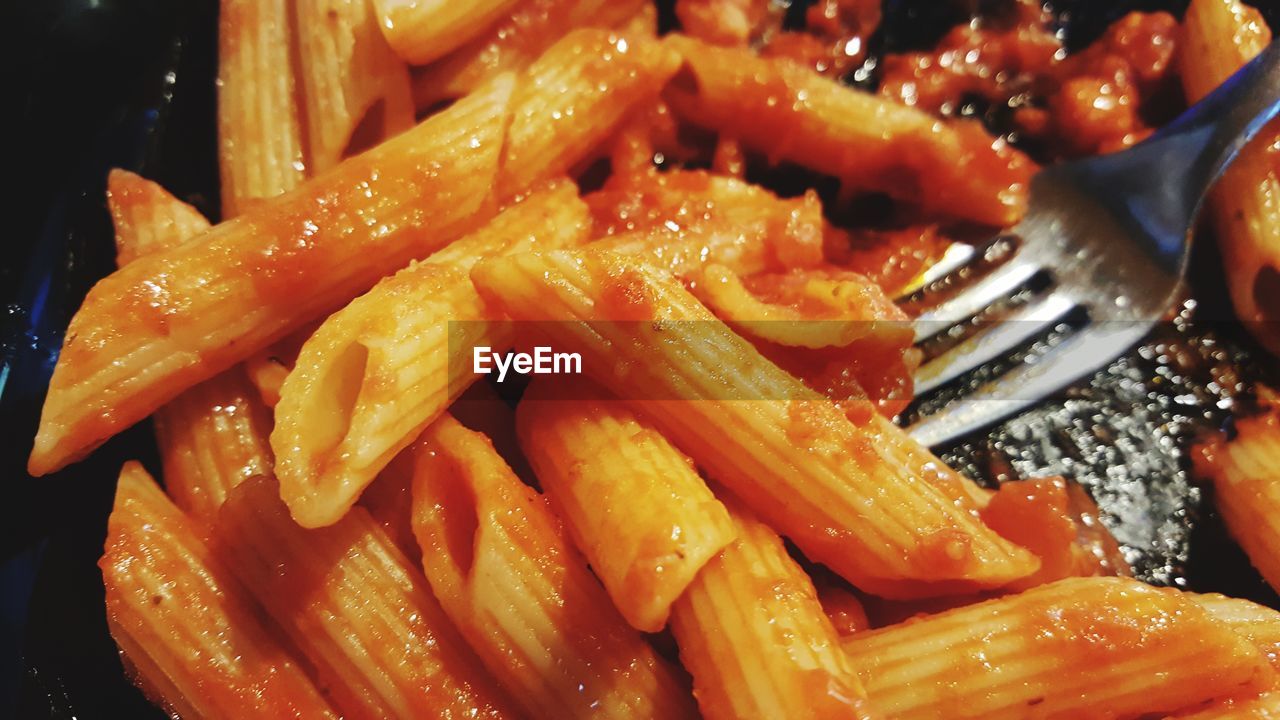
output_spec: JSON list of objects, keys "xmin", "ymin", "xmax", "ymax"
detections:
[
  {"xmin": 904, "ymin": 163, "xmax": 1190, "ymax": 448},
  {"xmin": 903, "ymin": 40, "xmax": 1280, "ymax": 448}
]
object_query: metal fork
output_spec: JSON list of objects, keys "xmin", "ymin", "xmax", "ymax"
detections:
[{"xmin": 904, "ymin": 41, "xmax": 1280, "ymax": 449}]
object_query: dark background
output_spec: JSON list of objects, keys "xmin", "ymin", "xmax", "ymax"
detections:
[{"xmin": 3, "ymin": 0, "xmax": 1280, "ymax": 717}]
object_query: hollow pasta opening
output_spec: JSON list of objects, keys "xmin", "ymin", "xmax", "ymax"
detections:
[
  {"xmin": 311, "ymin": 341, "xmax": 369, "ymax": 457},
  {"xmin": 433, "ymin": 461, "xmax": 481, "ymax": 579}
]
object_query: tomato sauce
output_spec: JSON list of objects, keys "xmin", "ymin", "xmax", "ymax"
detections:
[
  {"xmin": 761, "ymin": 0, "xmax": 882, "ymax": 78},
  {"xmin": 598, "ymin": 264, "xmax": 656, "ymax": 321},
  {"xmin": 879, "ymin": 0, "xmax": 1178, "ymax": 158}
]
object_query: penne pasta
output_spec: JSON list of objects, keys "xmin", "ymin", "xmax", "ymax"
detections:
[
  {"xmin": 245, "ymin": 353, "xmax": 291, "ymax": 407},
  {"xmin": 604, "ymin": 99, "xmax": 692, "ymax": 178},
  {"xmin": 410, "ymin": 0, "xmax": 647, "ymax": 110},
  {"xmin": 516, "ymin": 378, "xmax": 737, "ymax": 632},
  {"xmin": 668, "ymin": 497, "xmax": 875, "ymax": 720},
  {"xmin": 36, "ymin": 30, "xmax": 683, "ymax": 477},
  {"xmin": 74, "ymin": 5, "xmax": 1280, "ymax": 718},
  {"xmin": 664, "ymin": 35, "xmax": 1035, "ymax": 227},
  {"xmin": 1180, "ymin": 0, "xmax": 1280, "ymax": 356},
  {"xmin": 153, "ymin": 368, "xmax": 275, "ymax": 522},
  {"xmin": 692, "ymin": 264, "xmax": 908, "ymax": 350},
  {"xmin": 273, "ymin": 179, "xmax": 591, "ymax": 528},
  {"xmin": 30, "ymin": 77, "xmax": 514, "ymax": 476},
  {"xmin": 214, "ymin": 474, "xmax": 517, "ymax": 718},
  {"xmin": 217, "ymin": 0, "xmax": 307, "ymax": 217},
  {"xmin": 1195, "ymin": 592, "xmax": 1280, "ymax": 672},
  {"xmin": 243, "ymin": 325, "xmax": 316, "ymax": 408},
  {"xmin": 102, "ymin": 462, "xmax": 337, "ymax": 718},
  {"xmin": 842, "ymin": 577, "xmax": 1273, "ymax": 720},
  {"xmin": 372, "ymin": 0, "xmax": 522, "ymax": 65},
  {"xmin": 358, "ymin": 448, "xmax": 420, "ymax": 562},
  {"xmin": 294, "ymin": 0, "xmax": 415, "ymax": 174},
  {"xmin": 108, "ymin": 171, "xmax": 275, "ymax": 521},
  {"xmin": 675, "ymin": 0, "xmax": 776, "ymax": 46},
  {"xmin": 759, "ymin": 333, "xmax": 921, "ymax": 420},
  {"xmin": 107, "ymin": 170, "xmax": 211, "ymax": 265},
  {"xmin": 588, "ymin": 177, "xmax": 921, "ymax": 418},
  {"xmin": 619, "ymin": 1, "xmax": 659, "ymax": 37},
  {"xmin": 587, "ymin": 169, "xmax": 827, "ymax": 279},
  {"xmin": 218, "ymin": 0, "xmax": 316, "ymax": 408},
  {"xmin": 497, "ymin": 29, "xmax": 682, "ymax": 198},
  {"xmin": 1193, "ymin": 395, "xmax": 1280, "ymax": 592},
  {"xmin": 469, "ymin": 249, "xmax": 1039, "ymax": 596},
  {"xmin": 1176, "ymin": 692, "xmax": 1280, "ymax": 719},
  {"xmin": 409, "ymin": 414, "xmax": 700, "ymax": 719}
]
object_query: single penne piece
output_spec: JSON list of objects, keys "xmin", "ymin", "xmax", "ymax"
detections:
[
  {"xmin": 273, "ymin": 179, "xmax": 591, "ymax": 527},
  {"xmin": 214, "ymin": 474, "xmax": 517, "ymax": 719},
  {"xmin": 30, "ymin": 76, "xmax": 514, "ymax": 476},
  {"xmin": 1181, "ymin": 0, "xmax": 1280, "ymax": 356},
  {"xmin": 669, "ymin": 497, "xmax": 876, "ymax": 720},
  {"xmin": 409, "ymin": 414, "xmax": 699, "ymax": 719},
  {"xmin": 498, "ymin": 28, "xmax": 682, "ymax": 198},
  {"xmin": 295, "ymin": 0, "xmax": 414, "ymax": 174},
  {"xmin": 102, "ymin": 462, "xmax": 337, "ymax": 718},
  {"xmin": 108, "ymin": 171, "xmax": 275, "ymax": 521},
  {"xmin": 842, "ymin": 577, "xmax": 1273, "ymax": 720},
  {"xmin": 372, "ymin": 0, "xmax": 522, "ymax": 65},
  {"xmin": 1193, "ymin": 397, "xmax": 1280, "ymax": 591},
  {"xmin": 275, "ymin": 264, "xmax": 505, "ymax": 527},
  {"xmin": 410, "ymin": 0, "xmax": 647, "ymax": 109},
  {"xmin": 664, "ymin": 35, "xmax": 1035, "ymax": 227},
  {"xmin": 516, "ymin": 378, "xmax": 736, "ymax": 632},
  {"xmin": 470, "ymin": 250, "xmax": 1038, "ymax": 596},
  {"xmin": 217, "ymin": 0, "xmax": 307, "ymax": 217}
]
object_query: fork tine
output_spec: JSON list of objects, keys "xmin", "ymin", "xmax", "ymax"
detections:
[
  {"xmin": 913, "ymin": 256, "xmax": 1041, "ymax": 343},
  {"xmin": 894, "ymin": 242, "xmax": 977, "ymax": 299},
  {"xmin": 913, "ymin": 290, "xmax": 1079, "ymax": 395},
  {"xmin": 906, "ymin": 320, "xmax": 1150, "ymax": 448}
]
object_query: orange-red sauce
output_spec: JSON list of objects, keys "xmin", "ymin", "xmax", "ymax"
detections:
[
  {"xmin": 761, "ymin": 0, "xmax": 882, "ymax": 78},
  {"xmin": 981, "ymin": 476, "xmax": 1132, "ymax": 589},
  {"xmin": 880, "ymin": 1, "xmax": 1178, "ymax": 157}
]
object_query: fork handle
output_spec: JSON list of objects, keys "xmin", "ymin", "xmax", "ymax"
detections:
[
  {"xmin": 1153, "ymin": 39, "xmax": 1280, "ymax": 180},
  {"xmin": 1074, "ymin": 40, "xmax": 1280, "ymax": 257}
]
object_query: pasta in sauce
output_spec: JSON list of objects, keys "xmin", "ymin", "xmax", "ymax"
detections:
[{"xmin": 42, "ymin": 0, "xmax": 1280, "ymax": 717}]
